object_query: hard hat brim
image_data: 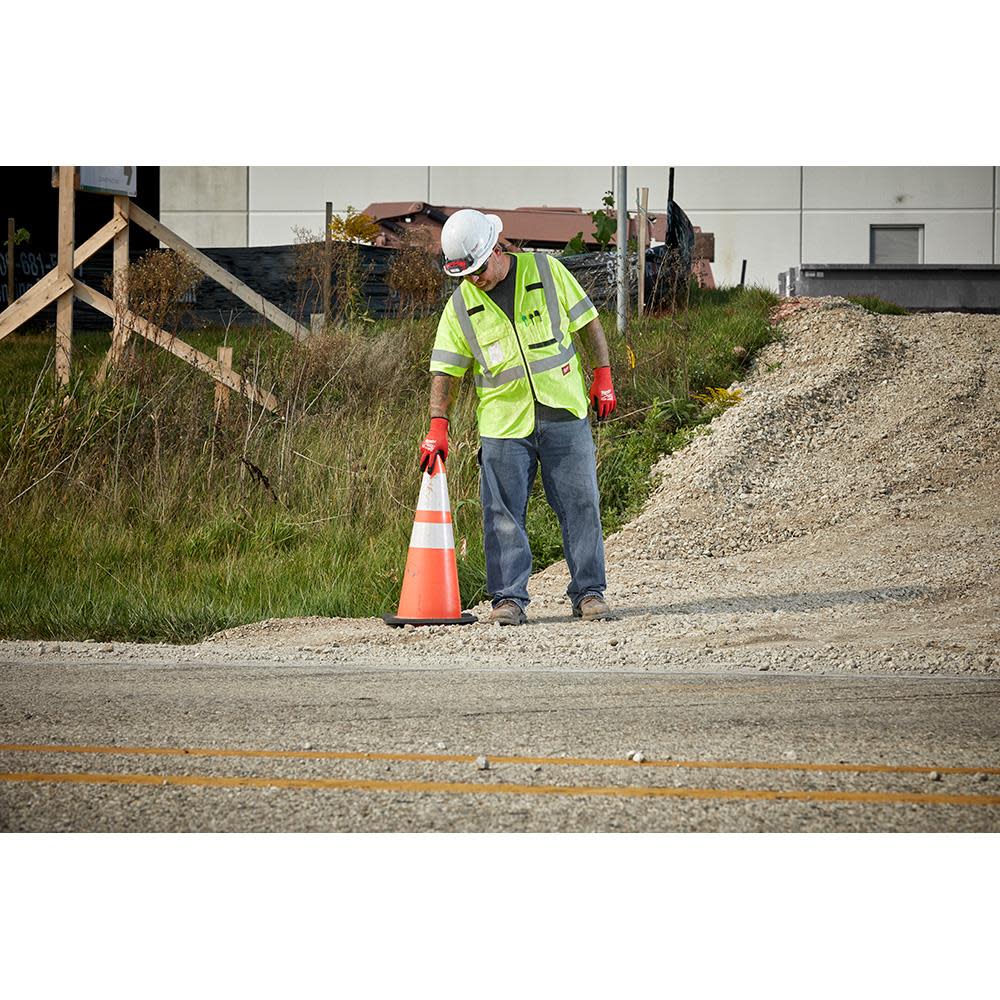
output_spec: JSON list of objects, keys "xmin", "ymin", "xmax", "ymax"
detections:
[{"xmin": 441, "ymin": 214, "xmax": 503, "ymax": 276}]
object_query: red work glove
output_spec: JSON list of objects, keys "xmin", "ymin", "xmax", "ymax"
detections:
[
  {"xmin": 589, "ymin": 366, "xmax": 617, "ymax": 420},
  {"xmin": 419, "ymin": 417, "xmax": 449, "ymax": 474}
]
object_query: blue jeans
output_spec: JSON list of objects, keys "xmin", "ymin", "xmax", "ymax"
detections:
[{"xmin": 479, "ymin": 412, "xmax": 606, "ymax": 611}]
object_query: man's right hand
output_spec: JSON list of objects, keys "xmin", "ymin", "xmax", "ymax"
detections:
[{"xmin": 419, "ymin": 417, "xmax": 449, "ymax": 473}]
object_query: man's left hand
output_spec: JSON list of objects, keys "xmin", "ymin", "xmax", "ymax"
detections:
[{"xmin": 589, "ymin": 366, "xmax": 616, "ymax": 420}]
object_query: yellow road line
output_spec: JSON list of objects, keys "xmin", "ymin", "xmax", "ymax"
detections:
[
  {"xmin": 1, "ymin": 743, "xmax": 997, "ymax": 777},
  {"xmin": 2, "ymin": 770, "xmax": 999, "ymax": 806}
]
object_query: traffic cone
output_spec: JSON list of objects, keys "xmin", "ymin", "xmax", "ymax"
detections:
[{"xmin": 383, "ymin": 461, "xmax": 477, "ymax": 627}]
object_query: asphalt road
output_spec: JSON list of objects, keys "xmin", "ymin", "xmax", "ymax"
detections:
[{"xmin": 1, "ymin": 655, "xmax": 998, "ymax": 832}]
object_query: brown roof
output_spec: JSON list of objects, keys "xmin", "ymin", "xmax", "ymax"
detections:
[
  {"xmin": 360, "ymin": 201, "xmax": 671, "ymax": 248},
  {"xmin": 359, "ymin": 202, "xmax": 715, "ymax": 284}
]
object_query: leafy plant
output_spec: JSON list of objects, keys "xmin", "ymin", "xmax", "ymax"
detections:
[
  {"xmin": 590, "ymin": 190, "xmax": 617, "ymax": 251},
  {"xmin": 691, "ymin": 385, "xmax": 744, "ymax": 415},
  {"xmin": 328, "ymin": 207, "xmax": 380, "ymax": 245},
  {"xmin": 3, "ymin": 227, "xmax": 30, "ymax": 249},
  {"xmin": 561, "ymin": 191, "xmax": 618, "ymax": 254}
]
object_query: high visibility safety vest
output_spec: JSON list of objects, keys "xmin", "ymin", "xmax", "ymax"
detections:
[{"xmin": 429, "ymin": 253, "xmax": 599, "ymax": 438}]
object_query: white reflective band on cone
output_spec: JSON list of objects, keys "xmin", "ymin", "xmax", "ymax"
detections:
[
  {"xmin": 409, "ymin": 521, "xmax": 456, "ymax": 550},
  {"xmin": 417, "ymin": 470, "xmax": 451, "ymax": 512}
]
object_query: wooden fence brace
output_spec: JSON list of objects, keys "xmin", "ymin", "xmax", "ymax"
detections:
[
  {"xmin": 0, "ymin": 273, "xmax": 74, "ymax": 342},
  {"xmin": 0, "ymin": 214, "xmax": 126, "ymax": 343},
  {"xmin": 73, "ymin": 279, "xmax": 280, "ymax": 414},
  {"xmin": 2, "ymin": 176, "xmax": 294, "ymax": 419}
]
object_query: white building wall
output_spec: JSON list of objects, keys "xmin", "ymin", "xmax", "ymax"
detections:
[
  {"xmin": 160, "ymin": 166, "xmax": 248, "ymax": 247},
  {"xmin": 428, "ymin": 166, "xmax": 614, "ymax": 209},
  {"xmin": 802, "ymin": 210, "xmax": 994, "ymax": 265},
  {"xmin": 248, "ymin": 166, "xmax": 430, "ymax": 245},
  {"xmin": 801, "ymin": 166, "xmax": 996, "ymax": 266},
  {"xmin": 158, "ymin": 166, "xmax": 1000, "ymax": 284},
  {"xmin": 803, "ymin": 166, "xmax": 993, "ymax": 210}
]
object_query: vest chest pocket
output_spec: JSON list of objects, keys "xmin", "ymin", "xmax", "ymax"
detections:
[
  {"xmin": 476, "ymin": 322, "xmax": 515, "ymax": 372},
  {"xmin": 520, "ymin": 307, "xmax": 558, "ymax": 352}
]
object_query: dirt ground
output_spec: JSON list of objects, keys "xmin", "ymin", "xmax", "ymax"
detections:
[{"xmin": 3, "ymin": 297, "xmax": 998, "ymax": 676}]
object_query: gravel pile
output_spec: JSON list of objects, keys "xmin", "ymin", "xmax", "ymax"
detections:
[{"xmin": 4, "ymin": 297, "xmax": 997, "ymax": 676}]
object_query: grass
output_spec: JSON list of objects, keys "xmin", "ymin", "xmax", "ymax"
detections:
[
  {"xmin": 0, "ymin": 283, "xmax": 778, "ymax": 641},
  {"xmin": 846, "ymin": 295, "xmax": 909, "ymax": 315}
]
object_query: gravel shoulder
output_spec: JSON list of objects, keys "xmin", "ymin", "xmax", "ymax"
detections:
[{"xmin": 2, "ymin": 297, "xmax": 997, "ymax": 677}]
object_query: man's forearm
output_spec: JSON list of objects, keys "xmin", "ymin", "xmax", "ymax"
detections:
[
  {"xmin": 429, "ymin": 373, "xmax": 457, "ymax": 419},
  {"xmin": 580, "ymin": 317, "xmax": 611, "ymax": 369}
]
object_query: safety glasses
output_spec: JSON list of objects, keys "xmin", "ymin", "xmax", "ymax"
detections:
[{"xmin": 443, "ymin": 251, "xmax": 491, "ymax": 277}]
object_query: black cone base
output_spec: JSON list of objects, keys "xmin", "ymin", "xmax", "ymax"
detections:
[{"xmin": 383, "ymin": 612, "xmax": 478, "ymax": 627}]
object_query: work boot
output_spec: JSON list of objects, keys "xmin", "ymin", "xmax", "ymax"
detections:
[
  {"xmin": 573, "ymin": 595, "xmax": 611, "ymax": 621},
  {"xmin": 490, "ymin": 600, "xmax": 526, "ymax": 626}
]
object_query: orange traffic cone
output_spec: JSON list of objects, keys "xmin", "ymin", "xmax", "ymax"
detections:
[{"xmin": 383, "ymin": 461, "xmax": 477, "ymax": 627}]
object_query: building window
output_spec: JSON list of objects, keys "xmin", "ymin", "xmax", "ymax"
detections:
[{"xmin": 870, "ymin": 225, "xmax": 924, "ymax": 265}]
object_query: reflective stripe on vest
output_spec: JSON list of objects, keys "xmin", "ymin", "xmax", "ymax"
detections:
[
  {"xmin": 474, "ymin": 366, "xmax": 527, "ymax": 390},
  {"xmin": 534, "ymin": 253, "xmax": 566, "ymax": 345},
  {"xmin": 431, "ymin": 348, "xmax": 472, "ymax": 370},
  {"xmin": 450, "ymin": 286, "xmax": 496, "ymax": 377},
  {"xmin": 568, "ymin": 295, "xmax": 594, "ymax": 323},
  {"xmin": 528, "ymin": 340, "xmax": 576, "ymax": 375}
]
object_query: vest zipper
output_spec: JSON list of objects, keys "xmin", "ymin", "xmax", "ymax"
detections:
[{"xmin": 514, "ymin": 312, "xmax": 538, "ymax": 402}]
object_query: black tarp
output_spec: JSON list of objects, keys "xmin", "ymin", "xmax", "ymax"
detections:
[
  {"xmin": 185, "ymin": 243, "xmax": 400, "ymax": 327},
  {"xmin": 559, "ymin": 200, "xmax": 696, "ymax": 311}
]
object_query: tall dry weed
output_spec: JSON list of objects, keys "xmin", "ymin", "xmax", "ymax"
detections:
[{"xmin": 386, "ymin": 231, "xmax": 445, "ymax": 320}]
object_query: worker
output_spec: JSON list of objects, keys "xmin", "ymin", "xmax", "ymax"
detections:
[{"xmin": 419, "ymin": 209, "xmax": 617, "ymax": 625}]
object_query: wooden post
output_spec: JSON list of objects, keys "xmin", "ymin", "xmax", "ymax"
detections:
[
  {"xmin": 323, "ymin": 201, "xmax": 332, "ymax": 328},
  {"xmin": 636, "ymin": 186, "xmax": 649, "ymax": 316},
  {"xmin": 215, "ymin": 345, "xmax": 233, "ymax": 415},
  {"xmin": 55, "ymin": 166, "xmax": 76, "ymax": 386},
  {"xmin": 6, "ymin": 218, "xmax": 13, "ymax": 310},
  {"xmin": 740, "ymin": 259, "xmax": 747, "ymax": 288},
  {"xmin": 110, "ymin": 195, "xmax": 130, "ymax": 365}
]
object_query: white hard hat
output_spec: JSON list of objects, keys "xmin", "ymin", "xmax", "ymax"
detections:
[{"xmin": 441, "ymin": 209, "xmax": 504, "ymax": 276}]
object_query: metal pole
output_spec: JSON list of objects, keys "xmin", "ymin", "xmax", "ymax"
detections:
[
  {"xmin": 637, "ymin": 187, "xmax": 648, "ymax": 317},
  {"xmin": 616, "ymin": 166, "xmax": 627, "ymax": 339},
  {"xmin": 323, "ymin": 201, "xmax": 332, "ymax": 326}
]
